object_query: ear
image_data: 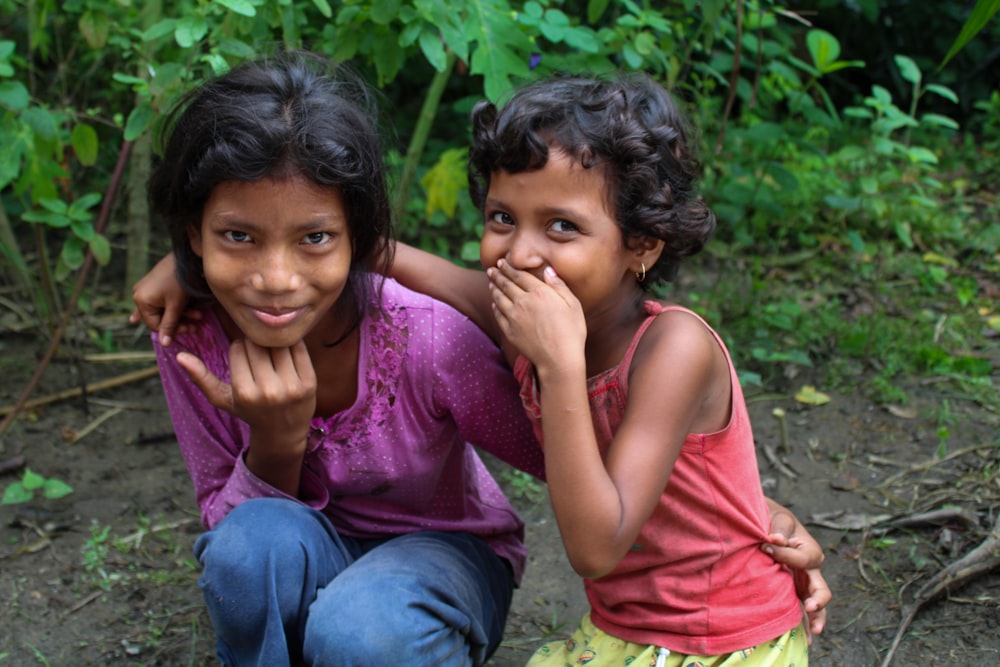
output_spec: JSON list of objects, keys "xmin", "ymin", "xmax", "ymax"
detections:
[
  {"xmin": 188, "ymin": 224, "xmax": 204, "ymax": 258},
  {"xmin": 631, "ymin": 237, "xmax": 665, "ymax": 275}
]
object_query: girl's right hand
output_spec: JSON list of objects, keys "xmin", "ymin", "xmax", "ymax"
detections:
[
  {"xmin": 177, "ymin": 339, "xmax": 316, "ymax": 441},
  {"xmin": 177, "ymin": 339, "xmax": 317, "ymax": 495},
  {"xmin": 130, "ymin": 252, "xmax": 199, "ymax": 346}
]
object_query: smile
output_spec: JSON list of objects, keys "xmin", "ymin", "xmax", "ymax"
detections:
[{"xmin": 248, "ymin": 306, "xmax": 305, "ymax": 327}]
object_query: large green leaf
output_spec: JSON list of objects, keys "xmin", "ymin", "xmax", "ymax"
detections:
[{"xmin": 940, "ymin": 0, "xmax": 1000, "ymax": 68}]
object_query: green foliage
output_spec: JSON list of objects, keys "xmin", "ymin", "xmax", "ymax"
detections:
[
  {"xmin": 0, "ymin": 0, "xmax": 995, "ymax": 411},
  {"xmin": 1, "ymin": 468, "xmax": 74, "ymax": 505},
  {"xmin": 940, "ymin": 0, "xmax": 1000, "ymax": 67}
]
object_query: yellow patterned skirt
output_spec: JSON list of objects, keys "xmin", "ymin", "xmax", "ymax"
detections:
[{"xmin": 525, "ymin": 612, "xmax": 808, "ymax": 667}]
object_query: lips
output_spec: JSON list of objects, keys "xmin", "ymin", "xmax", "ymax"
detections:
[{"xmin": 247, "ymin": 305, "xmax": 305, "ymax": 327}]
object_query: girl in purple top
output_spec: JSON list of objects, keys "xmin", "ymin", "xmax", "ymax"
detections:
[{"xmin": 144, "ymin": 51, "xmax": 545, "ymax": 666}]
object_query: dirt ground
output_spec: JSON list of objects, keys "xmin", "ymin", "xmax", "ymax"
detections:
[{"xmin": 1, "ymin": 327, "xmax": 999, "ymax": 667}]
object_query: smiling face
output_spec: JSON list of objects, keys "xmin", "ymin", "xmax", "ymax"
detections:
[
  {"xmin": 479, "ymin": 149, "xmax": 653, "ymax": 320},
  {"xmin": 190, "ymin": 175, "xmax": 353, "ymax": 349}
]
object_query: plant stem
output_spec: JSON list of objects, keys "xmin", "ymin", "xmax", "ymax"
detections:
[
  {"xmin": 0, "ymin": 140, "xmax": 133, "ymax": 442},
  {"xmin": 391, "ymin": 52, "xmax": 457, "ymax": 230}
]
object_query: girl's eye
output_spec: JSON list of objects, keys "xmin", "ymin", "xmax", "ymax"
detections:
[
  {"xmin": 551, "ymin": 219, "xmax": 579, "ymax": 233},
  {"xmin": 224, "ymin": 230, "xmax": 252, "ymax": 243},
  {"xmin": 303, "ymin": 232, "xmax": 331, "ymax": 245},
  {"xmin": 488, "ymin": 211, "xmax": 514, "ymax": 226}
]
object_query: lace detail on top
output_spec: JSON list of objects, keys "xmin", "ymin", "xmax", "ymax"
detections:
[{"xmin": 308, "ymin": 295, "xmax": 409, "ymax": 455}]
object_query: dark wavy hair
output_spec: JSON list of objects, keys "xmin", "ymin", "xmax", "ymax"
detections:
[
  {"xmin": 468, "ymin": 73, "xmax": 715, "ymax": 285},
  {"xmin": 148, "ymin": 50, "xmax": 393, "ymax": 309}
]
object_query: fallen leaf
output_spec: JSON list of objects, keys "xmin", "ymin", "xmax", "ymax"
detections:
[
  {"xmin": 794, "ymin": 385, "xmax": 831, "ymax": 406},
  {"xmin": 808, "ymin": 510, "xmax": 893, "ymax": 531},
  {"xmin": 887, "ymin": 404, "xmax": 918, "ymax": 419}
]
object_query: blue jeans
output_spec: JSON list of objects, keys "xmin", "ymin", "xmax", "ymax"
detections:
[{"xmin": 193, "ymin": 498, "xmax": 515, "ymax": 666}]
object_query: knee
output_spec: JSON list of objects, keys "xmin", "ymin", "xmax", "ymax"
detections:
[
  {"xmin": 197, "ymin": 499, "xmax": 314, "ymax": 566},
  {"xmin": 304, "ymin": 567, "xmax": 479, "ymax": 665}
]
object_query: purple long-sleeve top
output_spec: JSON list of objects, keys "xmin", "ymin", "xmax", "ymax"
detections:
[{"xmin": 154, "ymin": 277, "xmax": 544, "ymax": 583}]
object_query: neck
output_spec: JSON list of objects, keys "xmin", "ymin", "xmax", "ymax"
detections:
[{"xmin": 583, "ymin": 287, "xmax": 649, "ymax": 376}]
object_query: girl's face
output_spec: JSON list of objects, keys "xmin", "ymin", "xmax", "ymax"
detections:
[
  {"xmin": 479, "ymin": 148, "xmax": 644, "ymax": 318},
  {"xmin": 190, "ymin": 175, "xmax": 353, "ymax": 349}
]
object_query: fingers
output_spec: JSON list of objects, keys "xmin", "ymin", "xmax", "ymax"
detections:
[
  {"xmin": 177, "ymin": 350, "xmax": 235, "ymax": 413},
  {"xmin": 233, "ymin": 339, "xmax": 316, "ymax": 404},
  {"xmin": 800, "ymin": 568, "xmax": 831, "ymax": 641},
  {"xmin": 766, "ymin": 509, "xmax": 796, "ymax": 547}
]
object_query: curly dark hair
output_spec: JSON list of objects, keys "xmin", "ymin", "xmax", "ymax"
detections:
[
  {"xmin": 468, "ymin": 73, "xmax": 716, "ymax": 285},
  {"xmin": 148, "ymin": 50, "xmax": 393, "ymax": 307}
]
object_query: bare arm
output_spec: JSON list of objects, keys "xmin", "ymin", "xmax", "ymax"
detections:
[{"xmin": 390, "ymin": 242, "xmax": 507, "ymax": 351}]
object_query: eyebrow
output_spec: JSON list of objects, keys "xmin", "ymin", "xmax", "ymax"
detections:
[{"xmin": 206, "ymin": 213, "xmax": 345, "ymax": 232}]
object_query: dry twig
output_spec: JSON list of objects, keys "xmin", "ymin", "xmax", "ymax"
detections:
[{"xmin": 879, "ymin": 512, "xmax": 1000, "ymax": 667}]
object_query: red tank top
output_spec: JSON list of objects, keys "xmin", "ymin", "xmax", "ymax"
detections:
[{"xmin": 514, "ymin": 302, "xmax": 802, "ymax": 654}]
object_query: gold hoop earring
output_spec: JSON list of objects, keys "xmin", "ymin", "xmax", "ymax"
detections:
[{"xmin": 636, "ymin": 262, "xmax": 646, "ymax": 283}]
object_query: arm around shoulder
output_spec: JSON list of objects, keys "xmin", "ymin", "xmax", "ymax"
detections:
[{"xmin": 390, "ymin": 242, "xmax": 498, "ymax": 343}]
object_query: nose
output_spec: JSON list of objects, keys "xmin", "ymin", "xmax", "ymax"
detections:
[
  {"xmin": 505, "ymin": 228, "xmax": 545, "ymax": 270},
  {"xmin": 250, "ymin": 247, "xmax": 303, "ymax": 293}
]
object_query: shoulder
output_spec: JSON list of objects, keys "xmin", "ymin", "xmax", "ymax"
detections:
[
  {"xmin": 638, "ymin": 303, "xmax": 720, "ymax": 360},
  {"xmin": 379, "ymin": 278, "xmax": 487, "ymax": 335},
  {"xmin": 629, "ymin": 303, "xmax": 727, "ymax": 395},
  {"xmin": 376, "ymin": 278, "xmax": 499, "ymax": 361},
  {"xmin": 630, "ymin": 302, "xmax": 734, "ymax": 433}
]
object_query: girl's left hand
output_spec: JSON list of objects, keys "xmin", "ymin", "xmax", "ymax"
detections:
[
  {"xmin": 763, "ymin": 505, "xmax": 831, "ymax": 640},
  {"xmin": 487, "ymin": 260, "xmax": 586, "ymax": 370}
]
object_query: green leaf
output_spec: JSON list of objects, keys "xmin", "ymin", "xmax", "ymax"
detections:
[
  {"xmin": 22, "ymin": 106, "xmax": 58, "ymax": 142},
  {"xmin": 39, "ymin": 198, "xmax": 68, "ymax": 215},
  {"xmin": 71, "ymin": 217, "xmax": 95, "ymax": 240},
  {"xmin": 125, "ymin": 101, "xmax": 153, "ymax": 141},
  {"xmin": 0, "ymin": 80, "xmax": 30, "ymax": 111},
  {"xmin": 920, "ymin": 112, "xmax": 959, "ymax": 129},
  {"xmin": 806, "ymin": 29, "xmax": 840, "ymax": 73},
  {"xmin": 764, "ymin": 163, "xmax": 799, "ymax": 192},
  {"xmin": 2, "ymin": 482, "xmax": 32, "ymax": 505},
  {"xmin": 73, "ymin": 192, "xmax": 103, "ymax": 213},
  {"xmin": 79, "ymin": 10, "xmax": 110, "ymax": 49},
  {"xmin": 216, "ymin": 0, "xmax": 256, "ymax": 18},
  {"xmin": 940, "ymin": 0, "xmax": 1000, "ymax": 68},
  {"xmin": 42, "ymin": 478, "xmax": 74, "ymax": 500},
  {"xmin": 587, "ymin": 0, "xmax": 611, "ymax": 23},
  {"xmin": 61, "ymin": 237, "xmax": 86, "ymax": 270},
  {"xmin": 312, "ymin": 0, "xmax": 333, "ymax": 18},
  {"xmin": 22, "ymin": 469, "xmax": 45, "ymax": 491},
  {"xmin": 419, "ymin": 29, "xmax": 448, "ymax": 71},
  {"xmin": 371, "ymin": 0, "xmax": 402, "ymax": 25},
  {"xmin": 0, "ymin": 40, "xmax": 15, "ymax": 60},
  {"xmin": 421, "ymin": 147, "xmax": 467, "ymax": 217},
  {"xmin": 89, "ymin": 234, "xmax": 111, "ymax": 266},
  {"xmin": 460, "ymin": 240, "xmax": 480, "ymax": 263},
  {"xmin": 894, "ymin": 55, "xmax": 921, "ymax": 86},
  {"xmin": 71, "ymin": 123, "xmax": 99, "ymax": 166},
  {"xmin": 175, "ymin": 16, "xmax": 209, "ymax": 48},
  {"xmin": 924, "ymin": 84, "xmax": 959, "ymax": 104},
  {"xmin": 142, "ymin": 18, "xmax": 178, "ymax": 42},
  {"xmin": 906, "ymin": 146, "xmax": 938, "ymax": 164}
]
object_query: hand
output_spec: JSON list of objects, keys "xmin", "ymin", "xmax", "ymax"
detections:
[
  {"xmin": 129, "ymin": 252, "xmax": 199, "ymax": 346},
  {"xmin": 486, "ymin": 260, "xmax": 586, "ymax": 371},
  {"xmin": 763, "ymin": 501, "xmax": 831, "ymax": 641},
  {"xmin": 177, "ymin": 339, "xmax": 317, "ymax": 448}
]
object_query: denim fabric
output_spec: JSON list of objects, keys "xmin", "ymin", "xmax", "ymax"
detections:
[{"xmin": 193, "ymin": 497, "xmax": 514, "ymax": 666}]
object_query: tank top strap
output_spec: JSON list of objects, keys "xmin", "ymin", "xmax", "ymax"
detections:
[{"xmin": 615, "ymin": 301, "xmax": 724, "ymax": 392}]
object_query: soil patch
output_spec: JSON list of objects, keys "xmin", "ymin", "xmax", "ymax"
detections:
[{"xmin": 2, "ymin": 330, "xmax": 998, "ymax": 666}]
